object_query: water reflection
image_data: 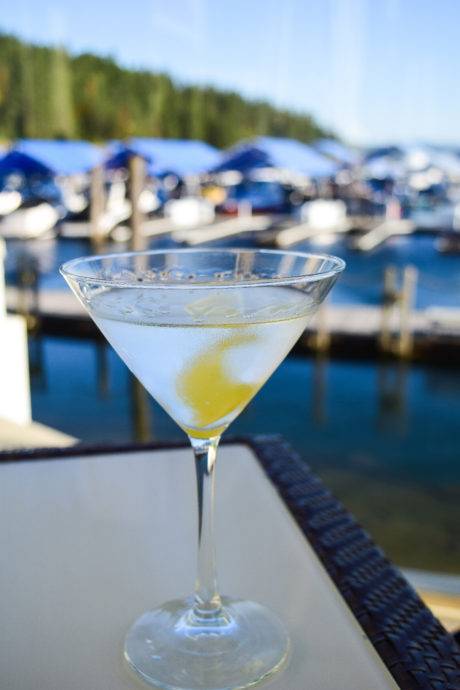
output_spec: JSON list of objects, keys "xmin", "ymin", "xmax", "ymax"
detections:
[
  {"xmin": 96, "ymin": 342, "xmax": 109, "ymax": 399},
  {"xmin": 4, "ymin": 234, "xmax": 460, "ymax": 309},
  {"xmin": 312, "ymin": 355, "xmax": 328, "ymax": 425},
  {"xmin": 131, "ymin": 377, "xmax": 152, "ymax": 443},
  {"xmin": 377, "ymin": 361, "xmax": 408, "ymax": 434},
  {"xmin": 28, "ymin": 336, "xmax": 460, "ymax": 574}
]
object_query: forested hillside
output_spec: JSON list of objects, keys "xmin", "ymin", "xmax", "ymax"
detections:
[{"xmin": 0, "ymin": 33, "xmax": 329, "ymax": 147}]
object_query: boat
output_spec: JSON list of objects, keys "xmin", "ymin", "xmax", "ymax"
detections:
[
  {"xmin": 58, "ymin": 176, "xmax": 90, "ymax": 218},
  {"xmin": 0, "ymin": 190, "xmax": 22, "ymax": 216},
  {"xmin": 439, "ymin": 199, "xmax": 460, "ymax": 253},
  {"xmin": 0, "ymin": 201, "xmax": 59, "ymax": 240},
  {"xmin": 60, "ymin": 179, "xmax": 131, "ymax": 240},
  {"xmin": 275, "ymin": 199, "xmax": 350, "ymax": 248},
  {"xmin": 216, "ymin": 180, "xmax": 292, "ymax": 215}
]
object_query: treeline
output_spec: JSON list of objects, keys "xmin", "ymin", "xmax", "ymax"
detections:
[{"xmin": 0, "ymin": 33, "xmax": 329, "ymax": 147}]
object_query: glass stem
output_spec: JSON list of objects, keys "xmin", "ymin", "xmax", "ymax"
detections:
[{"xmin": 190, "ymin": 436, "xmax": 223, "ymax": 622}]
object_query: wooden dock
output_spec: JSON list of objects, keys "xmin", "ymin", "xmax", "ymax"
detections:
[
  {"xmin": 60, "ymin": 214, "xmax": 277, "ymax": 244},
  {"xmin": 270, "ymin": 216, "xmax": 421, "ymax": 252},
  {"xmin": 6, "ymin": 287, "xmax": 460, "ymax": 362},
  {"xmin": 172, "ymin": 214, "xmax": 278, "ymax": 245},
  {"xmin": 60, "ymin": 217, "xmax": 199, "ymax": 241},
  {"xmin": 354, "ymin": 219, "xmax": 416, "ymax": 251},
  {"xmin": 275, "ymin": 219, "xmax": 351, "ymax": 248},
  {"xmin": 0, "ymin": 418, "xmax": 76, "ymax": 449},
  {"xmin": 60, "ymin": 213, "xmax": 424, "ymax": 253}
]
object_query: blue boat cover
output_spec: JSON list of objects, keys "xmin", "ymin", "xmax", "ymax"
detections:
[
  {"xmin": 212, "ymin": 137, "xmax": 338, "ymax": 178},
  {"xmin": 107, "ymin": 138, "xmax": 220, "ymax": 176},
  {"xmin": 0, "ymin": 140, "xmax": 104, "ymax": 176},
  {"xmin": 313, "ymin": 138, "xmax": 359, "ymax": 166},
  {"xmin": 0, "ymin": 150, "xmax": 52, "ymax": 177},
  {"xmin": 365, "ymin": 146, "xmax": 403, "ymax": 162}
]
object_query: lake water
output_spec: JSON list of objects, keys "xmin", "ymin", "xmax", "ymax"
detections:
[
  {"xmin": 30, "ymin": 335, "xmax": 460, "ymax": 575},
  {"xmin": 4, "ymin": 232, "xmax": 460, "ymax": 309},
  {"xmin": 5, "ymin": 233, "xmax": 460, "ymax": 573}
]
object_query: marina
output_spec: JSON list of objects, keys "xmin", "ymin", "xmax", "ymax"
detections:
[
  {"xmin": 1, "ymin": 136, "xmax": 460, "ymax": 612},
  {"xmin": 5, "ymin": 284, "xmax": 460, "ymax": 362}
]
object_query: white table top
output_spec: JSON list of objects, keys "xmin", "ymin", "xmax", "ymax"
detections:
[{"xmin": 0, "ymin": 444, "xmax": 399, "ymax": 690}]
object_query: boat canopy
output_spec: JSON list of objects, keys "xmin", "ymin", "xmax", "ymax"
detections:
[
  {"xmin": 0, "ymin": 140, "xmax": 103, "ymax": 177},
  {"xmin": 362, "ymin": 144, "xmax": 460, "ymax": 181},
  {"xmin": 362, "ymin": 155, "xmax": 407, "ymax": 180},
  {"xmin": 0, "ymin": 150, "xmax": 52, "ymax": 177},
  {"xmin": 106, "ymin": 138, "xmax": 221, "ymax": 177},
  {"xmin": 211, "ymin": 136, "xmax": 338, "ymax": 178},
  {"xmin": 365, "ymin": 146, "xmax": 404, "ymax": 162},
  {"xmin": 313, "ymin": 138, "xmax": 359, "ymax": 166}
]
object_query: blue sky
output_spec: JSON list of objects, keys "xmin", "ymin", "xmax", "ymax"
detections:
[{"xmin": 2, "ymin": 0, "xmax": 459, "ymax": 145}]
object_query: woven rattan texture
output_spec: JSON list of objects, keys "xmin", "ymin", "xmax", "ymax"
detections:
[{"xmin": 251, "ymin": 435, "xmax": 460, "ymax": 690}]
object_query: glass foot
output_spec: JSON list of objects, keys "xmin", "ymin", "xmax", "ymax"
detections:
[{"xmin": 124, "ymin": 596, "xmax": 289, "ymax": 690}]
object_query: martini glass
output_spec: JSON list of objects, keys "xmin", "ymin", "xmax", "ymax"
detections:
[{"xmin": 61, "ymin": 248, "xmax": 344, "ymax": 690}]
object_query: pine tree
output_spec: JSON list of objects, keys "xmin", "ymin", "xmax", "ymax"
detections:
[{"xmin": 50, "ymin": 46, "xmax": 75, "ymax": 138}]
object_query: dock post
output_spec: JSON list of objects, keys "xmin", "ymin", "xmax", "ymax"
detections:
[
  {"xmin": 377, "ymin": 361, "xmax": 408, "ymax": 433},
  {"xmin": 96, "ymin": 342, "xmax": 109, "ymax": 398},
  {"xmin": 235, "ymin": 250, "xmax": 255, "ymax": 278},
  {"xmin": 312, "ymin": 354, "xmax": 328, "ymax": 425},
  {"xmin": 16, "ymin": 253, "xmax": 40, "ymax": 333},
  {"xmin": 129, "ymin": 155, "xmax": 146, "ymax": 252},
  {"xmin": 397, "ymin": 265, "xmax": 418, "ymax": 358},
  {"xmin": 90, "ymin": 165, "xmax": 105, "ymax": 251},
  {"xmin": 131, "ymin": 376, "xmax": 151, "ymax": 442},
  {"xmin": 0, "ymin": 238, "xmax": 5, "ymax": 317},
  {"xmin": 380, "ymin": 266, "xmax": 397, "ymax": 353},
  {"xmin": 312, "ymin": 300, "xmax": 330, "ymax": 352}
]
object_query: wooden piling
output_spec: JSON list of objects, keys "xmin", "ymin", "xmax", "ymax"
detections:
[
  {"xmin": 311, "ymin": 301, "xmax": 330, "ymax": 352},
  {"xmin": 397, "ymin": 265, "xmax": 418, "ymax": 358},
  {"xmin": 235, "ymin": 250, "xmax": 255, "ymax": 278},
  {"xmin": 15, "ymin": 254, "xmax": 40, "ymax": 333},
  {"xmin": 131, "ymin": 376, "xmax": 151, "ymax": 442},
  {"xmin": 0, "ymin": 238, "xmax": 6, "ymax": 317},
  {"xmin": 128, "ymin": 155, "xmax": 146, "ymax": 252},
  {"xmin": 96, "ymin": 342, "xmax": 109, "ymax": 398},
  {"xmin": 312, "ymin": 354, "xmax": 327, "ymax": 425},
  {"xmin": 89, "ymin": 165, "xmax": 105, "ymax": 250},
  {"xmin": 379, "ymin": 266, "xmax": 397, "ymax": 353},
  {"xmin": 377, "ymin": 361, "xmax": 408, "ymax": 433}
]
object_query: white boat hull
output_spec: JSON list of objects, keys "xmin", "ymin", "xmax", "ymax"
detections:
[{"xmin": 0, "ymin": 203, "xmax": 59, "ymax": 239}]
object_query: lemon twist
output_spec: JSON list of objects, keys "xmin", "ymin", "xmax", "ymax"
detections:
[{"xmin": 177, "ymin": 330, "xmax": 260, "ymax": 438}]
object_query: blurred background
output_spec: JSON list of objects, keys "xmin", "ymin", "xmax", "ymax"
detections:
[{"xmin": 0, "ymin": 0, "xmax": 459, "ymax": 624}]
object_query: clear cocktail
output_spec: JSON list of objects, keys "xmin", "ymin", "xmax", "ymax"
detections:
[{"xmin": 61, "ymin": 248, "xmax": 344, "ymax": 690}]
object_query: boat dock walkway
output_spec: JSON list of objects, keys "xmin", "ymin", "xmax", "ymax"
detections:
[
  {"xmin": 6, "ymin": 287, "xmax": 460, "ymax": 361},
  {"xmin": 275, "ymin": 220, "xmax": 351, "ymax": 248},
  {"xmin": 172, "ymin": 214, "xmax": 278, "ymax": 245},
  {"xmin": 60, "ymin": 217, "xmax": 203, "ymax": 241},
  {"xmin": 354, "ymin": 219, "xmax": 416, "ymax": 252},
  {"xmin": 272, "ymin": 216, "xmax": 418, "ymax": 251},
  {"xmin": 0, "ymin": 418, "xmax": 76, "ymax": 450},
  {"xmin": 60, "ymin": 214, "xmax": 424, "ymax": 253},
  {"xmin": 60, "ymin": 214, "xmax": 282, "ymax": 244}
]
